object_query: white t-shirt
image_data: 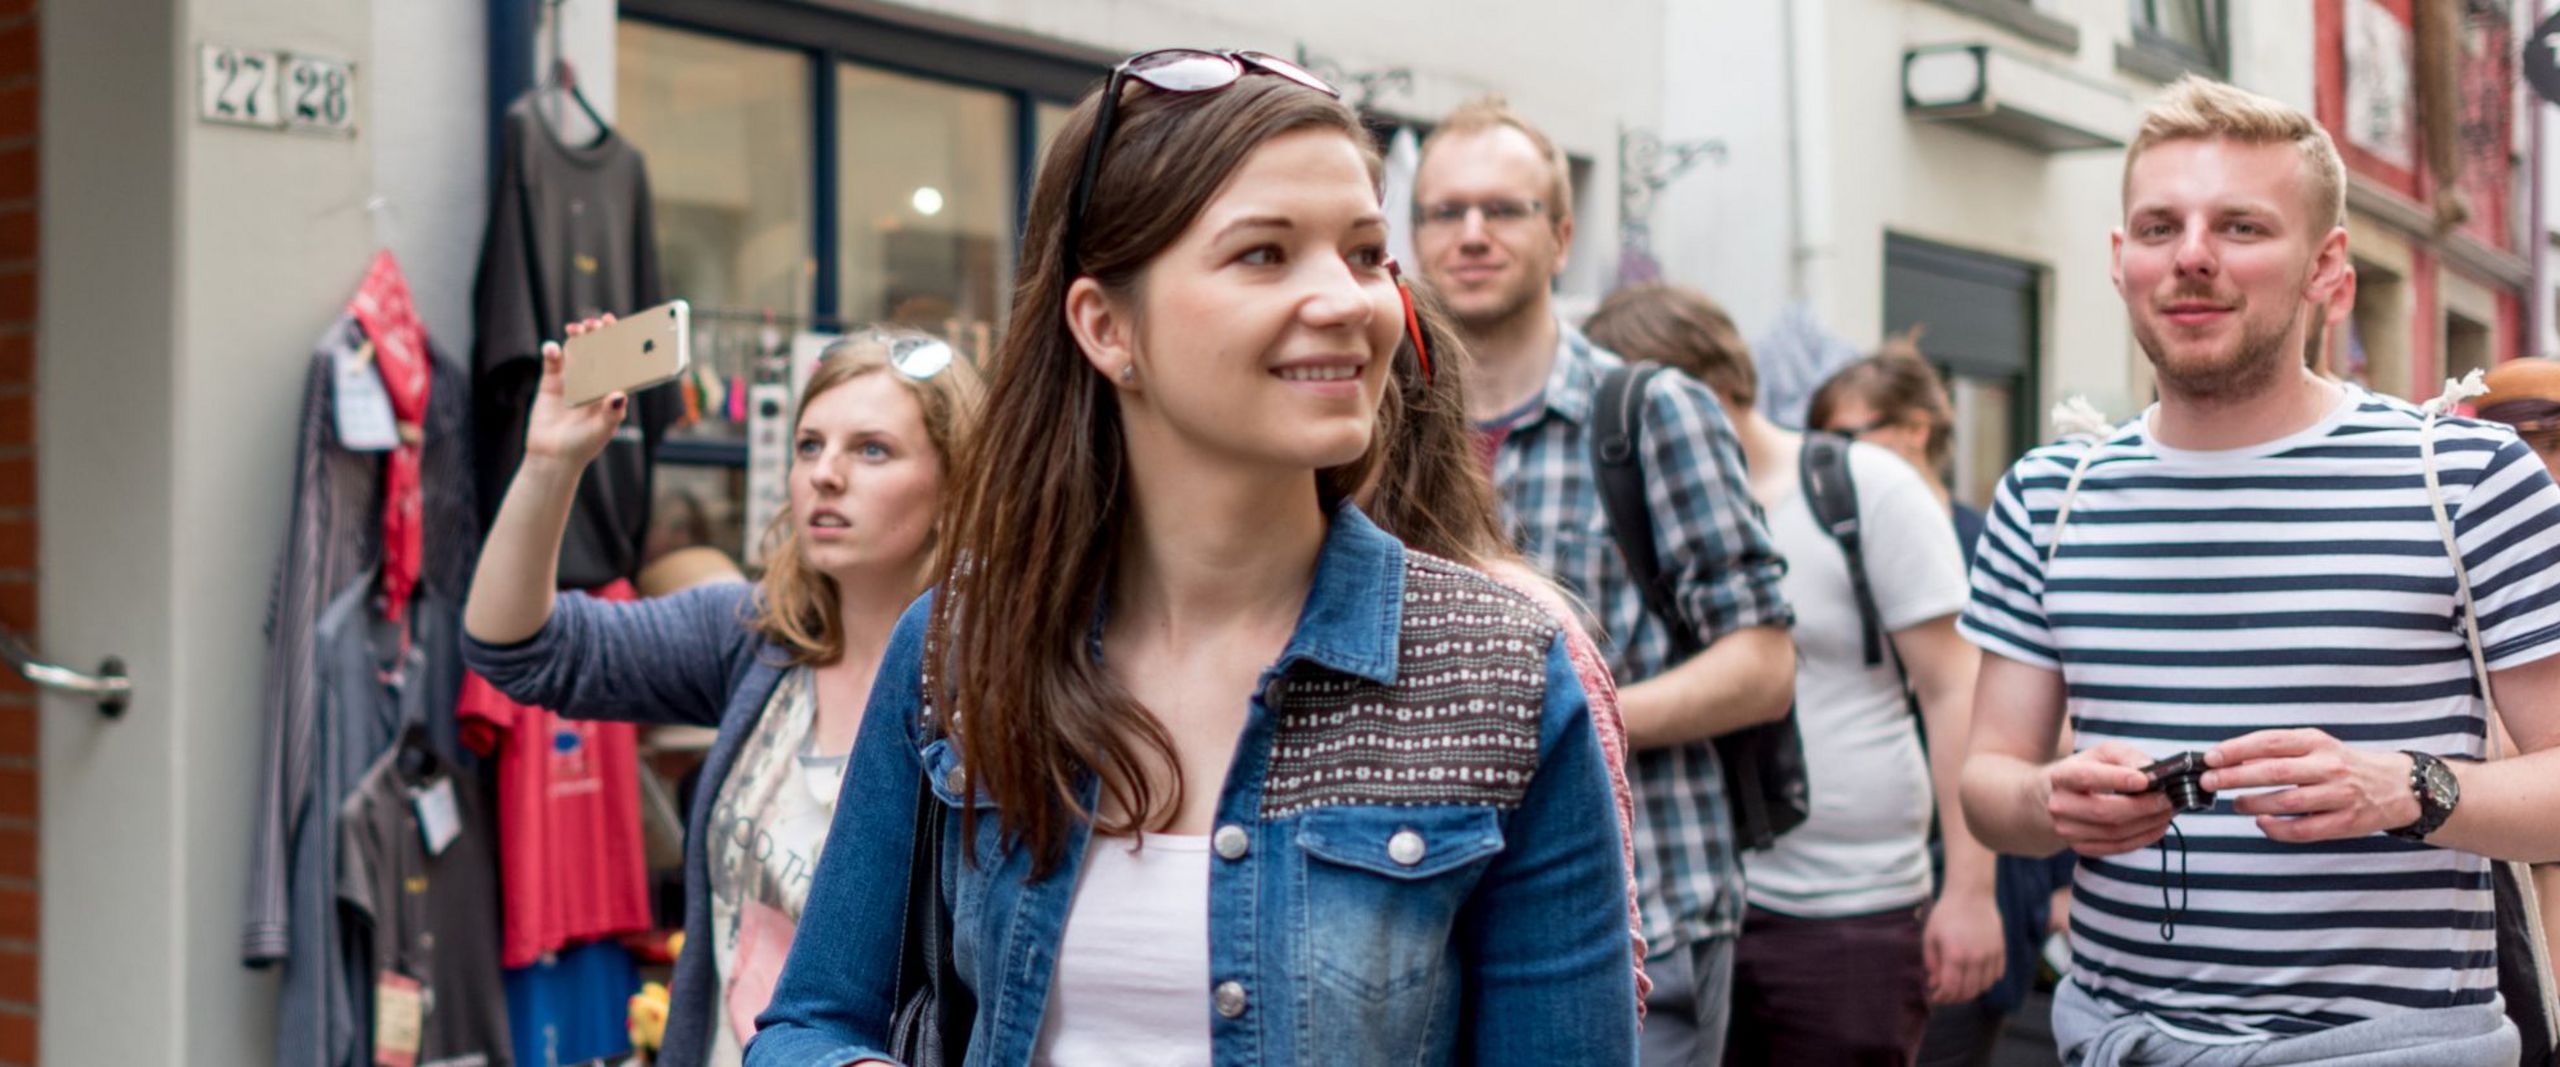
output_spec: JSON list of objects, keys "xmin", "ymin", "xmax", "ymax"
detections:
[
  {"xmin": 707, "ymin": 668, "xmax": 847, "ymax": 1067},
  {"xmin": 1745, "ymin": 441, "xmax": 1970, "ymax": 918},
  {"xmin": 1034, "ymin": 833, "xmax": 1213, "ymax": 1066}
]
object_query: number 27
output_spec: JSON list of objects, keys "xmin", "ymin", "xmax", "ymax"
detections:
[{"xmin": 212, "ymin": 51, "xmax": 268, "ymax": 119}]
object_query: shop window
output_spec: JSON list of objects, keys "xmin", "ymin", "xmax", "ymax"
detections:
[
  {"xmin": 2446, "ymin": 311, "xmax": 2493, "ymax": 385},
  {"xmin": 612, "ymin": 10, "xmax": 1085, "ymax": 572},
  {"xmin": 1035, "ymin": 100, "xmax": 1075, "ymax": 173},
  {"xmin": 2130, "ymin": 0, "xmax": 2226, "ymax": 75},
  {"xmin": 618, "ymin": 23, "xmax": 814, "ymax": 339},
  {"xmin": 1882, "ymin": 233, "xmax": 2041, "ymax": 510},
  {"xmin": 2348, "ymin": 259, "xmax": 2408, "ymax": 397},
  {"xmin": 837, "ymin": 66, "xmax": 1016, "ymax": 357}
]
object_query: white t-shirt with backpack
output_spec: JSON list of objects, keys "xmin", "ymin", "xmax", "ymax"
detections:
[{"xmin": 1744, "ymin": 440, "xmax": 1970, "ymax": 917}]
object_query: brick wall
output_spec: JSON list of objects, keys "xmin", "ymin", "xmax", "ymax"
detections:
[{"xmin": 0, "ymin": 0, "xmax": 34, "ymax": 1063}]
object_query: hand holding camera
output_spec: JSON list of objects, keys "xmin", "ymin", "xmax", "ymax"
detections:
[{"xmin": 2039, "ymin": 741, "xmax": 2179, "ymax": 858}]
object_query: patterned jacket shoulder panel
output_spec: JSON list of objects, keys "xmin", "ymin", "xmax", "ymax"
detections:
[{"xmin": 1260, "ymin": 552, "xmax": 1561, "ymax": 818}]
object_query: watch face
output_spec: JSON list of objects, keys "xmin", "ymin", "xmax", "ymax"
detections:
[{"xmin": 2423, "ymin": 758, "xmax": 2461, "ymax": 809}]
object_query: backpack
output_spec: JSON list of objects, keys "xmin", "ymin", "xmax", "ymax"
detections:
[{"xmin": 1590, "ymin": 362, "xmax": 1809, "ymax": 851}]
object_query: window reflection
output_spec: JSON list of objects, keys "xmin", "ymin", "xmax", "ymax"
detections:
[
  {"xmin": 618, "ymin": 23, "xmax": 813, "ymax": 324},
  {"xmin": 838, "ymin": 66, "xmax": 1014, "ymax": 361}
]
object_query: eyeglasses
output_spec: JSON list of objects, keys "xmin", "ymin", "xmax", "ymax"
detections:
[
  {"xmin": 1416, "ymin": 198, "xmax": 1548, "ymax": 231},
  {"xmin": 1066, "ymin": 49, "xmax": 1337, "ymax": 268},
  {"xmin": 1828, "ymin": 417, "xmax": 1895, "ymax": 438},
  {"xmin": 823, "ymin": 329, "xmax": 955, "ymax": 381}
]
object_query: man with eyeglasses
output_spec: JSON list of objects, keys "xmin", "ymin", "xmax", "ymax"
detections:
[{"xmin": 1413, "ymin": 96, "xmax": 1797, "ymax": 1066}]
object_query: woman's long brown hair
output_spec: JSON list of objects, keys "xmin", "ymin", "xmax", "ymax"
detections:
[
  {"xmin": 929, "ymin": 72, "xmax": 1386, "ymax": 875},
  {"xmin": 1359, "ymin": 280, "xmax": 1511, "ymax": 569}
]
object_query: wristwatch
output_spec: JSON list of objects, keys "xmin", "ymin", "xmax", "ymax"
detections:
[{"xmin": 2386, "ymin": 751, "xmax": 2461, "ymax": 842}]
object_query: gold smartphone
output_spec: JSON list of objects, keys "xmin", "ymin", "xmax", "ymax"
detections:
[{"xmin": 562, "ymin": 300, "xmax": 690, "ymax": 406}]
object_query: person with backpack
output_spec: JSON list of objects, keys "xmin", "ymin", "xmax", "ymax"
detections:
[
  {"xmin": 1587, "ymin": 284, "xmax": 2003, "ymax": 1066},
  {"xmin": 1812, "ymin": 349, "xmax": 2078, "ymax": 1067},
  {"xmin": 1412, "ymin": 97, "xmax": 1796, "ymax": 1067}
]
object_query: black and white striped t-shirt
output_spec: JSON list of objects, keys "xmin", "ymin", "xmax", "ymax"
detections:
[{"xmin": 1959, "ymin": 385, "xmax": 2560, "ymax": 1041}]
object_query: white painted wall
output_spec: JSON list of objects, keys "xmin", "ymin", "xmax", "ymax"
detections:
[
  {"xmin": 40, "ymin": 0, "xmax": 188, "ymax": 1061},
  {"xmin": 1646, "ymin": 0, "xmax": 2324, "ymax": 428},
  {"xmin": 1650, "ymin": 0, "xmax": 1797, "ymax": 339},
  {"xmin": 372, "ymin": 2, "xmax": 489, "ymax": 346},
  {"xmin": 43, "ymin": 0, "xmax": 497, "ymax": 1063}
]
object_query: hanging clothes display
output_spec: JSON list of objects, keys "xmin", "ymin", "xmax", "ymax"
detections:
[
  {"xmin": 339, "ymin": 728, "xmax": 513, "ymax": 1067},
  {"xmin": 471, "ymin": 91, "xmax": 678, "ymax": 591},
  {"xmin": 457, "ymin": 580, "xmax": 652, "ymax": 970},
  {"xmin": 244, "ymin": 254, "xmax": 480, "ymax": 1067}
]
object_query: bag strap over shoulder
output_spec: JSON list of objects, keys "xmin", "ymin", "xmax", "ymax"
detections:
[
  {"xmin": 1590, "ymin": 362, "xmax": 1701, "ymax": 660},
  {"xmin": 2420, "ymin": 371, "xmax": 2560, "ymax": 1047},
  {"xmin": 1800, "ymin": 432, "xmax": 1891, "ymax": 671}
]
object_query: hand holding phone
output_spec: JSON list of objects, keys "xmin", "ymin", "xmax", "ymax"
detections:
[{"xmin": 523, "ymin": 315, "xmax": 635, "ymax": 470}]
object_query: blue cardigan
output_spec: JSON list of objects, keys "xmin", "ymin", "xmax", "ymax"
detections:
[{"xmin": 462, "ymin": 581, "xmax": 793, "ymax": 1067}]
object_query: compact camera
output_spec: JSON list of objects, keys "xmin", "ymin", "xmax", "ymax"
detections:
[{"xmin": 2141, "ymin": 752, "xmax": 2217, "ymax": 813}]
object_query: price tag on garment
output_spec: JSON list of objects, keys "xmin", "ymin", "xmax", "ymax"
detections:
[
  {"xmin": 373, "ymin": 971, "xmax": 424, "ymax": 1067},
  {"xmin": 411, "ymin": 776, "xmax": 460, "ymax": 857},
  {"xmin": 334, "ymin": 342, "xmax": 401, "ymax": 452},
  {"xmin": 743, "ymin": 381, "xmax": 793, "ymax": 568}
]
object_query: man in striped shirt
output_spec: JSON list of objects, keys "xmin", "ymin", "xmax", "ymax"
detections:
[{"xmin": 1960, "ymin": 76, "xmax": 2560, "ymax": 1065}]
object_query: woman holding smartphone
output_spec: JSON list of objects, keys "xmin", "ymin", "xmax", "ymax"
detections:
[
  {"xmin": 461, "ymin": 326, "xmax": 982, "ymax": 1067},
  {"xmin": 745, "ymin": 49, "xmax": 1636, "ymax": 1066}
]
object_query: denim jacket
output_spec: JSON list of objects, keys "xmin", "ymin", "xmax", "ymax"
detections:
[{"xmin": 746, "ymin": 506, "xmax": 1638, "ymax": 1066}]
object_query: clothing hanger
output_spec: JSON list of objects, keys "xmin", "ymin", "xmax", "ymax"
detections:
[
  {"xmin": 395, "ymin": 721, "xmax": 442, "ymax": 783},
  {"xmin": 539, "ymin": 0, "xmax": 609, "ymax": 143}
]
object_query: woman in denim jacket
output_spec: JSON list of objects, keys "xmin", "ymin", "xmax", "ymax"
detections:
[{"xmin": 745, "ymin": 50, "xmax": 1638, "ymax": 1066}]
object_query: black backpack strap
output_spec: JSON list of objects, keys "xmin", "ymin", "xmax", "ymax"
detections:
[
  {"xmin": 1589, "ymin": 363, "xmax": 1701, "ymax": 660},
  {"xmin": 1799, "ymin": 433, "xmax": 1887, "ymax": 669}
]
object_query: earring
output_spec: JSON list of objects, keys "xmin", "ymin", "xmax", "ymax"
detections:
[{"xmin": 1118, "ymin": 364, "xmax": 1136, "ymax": 384}]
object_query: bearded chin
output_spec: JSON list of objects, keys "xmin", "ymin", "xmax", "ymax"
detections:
[{"xmin": 2136, "ymin": 305, "xmax": 2301, "ymax": 400}]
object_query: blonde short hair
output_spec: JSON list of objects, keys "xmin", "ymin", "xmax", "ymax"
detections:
[
  {"xmin": 1420, "ymin": 95, "xmax": 1574, "ymax": 225},
  {"xmin": 2124, "ymin": 75, "xmax": 2346, "ymax": 231}
]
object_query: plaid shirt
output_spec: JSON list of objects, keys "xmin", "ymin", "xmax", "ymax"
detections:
[{"xmin": 1488, "ymin": 321, "xmax": 1793, "ymax": 953}]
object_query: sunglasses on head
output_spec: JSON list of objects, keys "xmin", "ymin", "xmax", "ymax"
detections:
[{"xmin": 824, "ymin": 329, "xmax": 955, "ymax": 381}]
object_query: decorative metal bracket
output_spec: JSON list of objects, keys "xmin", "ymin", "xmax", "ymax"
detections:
[
  {"xmin": 1293, "ymin": 46, "xmax": 1414, "ymax": 111},
  {"xmin": 1616, "ymin": 126, "xmax": 1728, "ymax": 285},
  {"xmin": 1618, "ymin": 126, "xmax": 1727, "ymax": 223}
]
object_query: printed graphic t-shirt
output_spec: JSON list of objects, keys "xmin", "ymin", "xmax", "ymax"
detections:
[
  {"xmin": 705, "ymin": 667, "xmax": 845, "ymax": 1067},
  {"xmin": 457, "ymin": 580, "xmax": 653, "ymax": 968}
]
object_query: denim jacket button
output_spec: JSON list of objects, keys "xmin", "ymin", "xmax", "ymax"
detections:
[
  {"xmin": 1215, "ymin": 980, "xmax": 1248, "ymax": 1018},
  {"xmin": 1262, "ymin": 678, "xmax": 1288, "ymax": 708},
  {"xmin": 1214, "ymin": 824, "xmax": 1250, "ymax": 860},
  {"xmin": 1387, "ymin": 829, "xmax": 1427, "ymax": 867}
]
